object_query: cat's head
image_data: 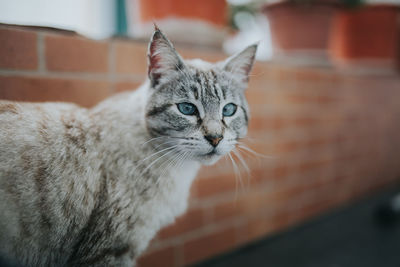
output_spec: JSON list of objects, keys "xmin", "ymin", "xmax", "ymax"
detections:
[{"xmin": 145, "ymin": 28, "xmax": 257, "ymax": 165}]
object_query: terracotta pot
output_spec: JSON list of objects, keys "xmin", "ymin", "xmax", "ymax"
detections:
[
  {"xmin": 329, "ymin": 5, "xmax": 400, "ymax": 69},
  {"xmin": 137, "ymin": 0, "xmax": 227, "ymax": 27},
  {"xmin": 262, "ymin": 1, "xmax": 337, "ymax": 60},
  {"xmin": 130, "ymin": 0, "xmax": 227, "ymax": 47}
]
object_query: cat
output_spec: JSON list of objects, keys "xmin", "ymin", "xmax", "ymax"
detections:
[{"xmin": 0, "ymin": 27, "xmax": 257, "ymax": 266}]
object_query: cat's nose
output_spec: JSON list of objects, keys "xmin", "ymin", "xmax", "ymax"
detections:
[{"xmin": 204, "ymin": 134, "xmax": 223, "ymax": 147}]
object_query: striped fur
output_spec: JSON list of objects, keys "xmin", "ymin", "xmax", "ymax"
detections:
[{"xmin": 0, "ymin": 29, "xmax": 257, "ymax": 266}]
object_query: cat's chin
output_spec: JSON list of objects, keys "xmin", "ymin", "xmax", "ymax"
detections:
[{"xmin": 196, "ymin": 154, "xmax": 222, "ymax": 166}]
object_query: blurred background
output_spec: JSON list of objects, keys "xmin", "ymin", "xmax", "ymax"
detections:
[{"xmin": 0, "ymin": 0, "xmax": 400, "ymax": 266}]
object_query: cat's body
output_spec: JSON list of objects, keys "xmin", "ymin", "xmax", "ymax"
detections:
[
  {"xmin": 0, "ymin": 29, "xmax": 257, "ymax": 266},
  {"xmin": 0, "ymin": 85, "xmax": 198, "ymax": 266}
]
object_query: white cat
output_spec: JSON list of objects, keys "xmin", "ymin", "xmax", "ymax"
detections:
[{"xmin": 0, "ymin": 28, "xmax": 257, "ymax": 266}]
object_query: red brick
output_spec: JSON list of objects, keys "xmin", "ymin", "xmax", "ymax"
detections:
[
  {"xmin": 245, "ymin": 86, "xmax": 272, "ymax": 106},
  {"xmin": 305, "ymin": 136, "xmax": 342, "ymax": 148},
  {"xmin": 241, "ymin": 217, "xmax": 270, "ymax": 242},
  {"xmin": 0, "ymin": 75, "xmax": 111, "ymax": 107},
  {"xmin": 297, "ymin": 158, "xmax": 334, "ymax": 173},
  {"xmin": 137, "ymin": 246, "xmax": 175, "ymax": 267},
  {"xmin": 212, "ymin": 198, "xmax": 247, "ymax": 223},
  {"xmin": 45, "ymin": 34, "xmax": 108, "ymax": 72},
  {"xmin": 272, "ymin": 165, "xmax": 291, "ymax": 180},
  {"xmin": 236, "ymin": 212, "xmax": 298, "ymax": 250},
  {"xmin": 183, "ymin": 228, "xmax": 236, "ymax": 265},
  {"xmin": 0, "ymin": 27, "xmax": 37, "ymax": 70},
  {"xmin": 272, "ymin": 141, "xmax": 302, "ymax": 154},
  {"xmin": 178, "ymin": 47, "xmax": 225, "ymax": 62},
  {"xmin": 248, "ymin": 168, "xmax": 273, "ymax": 185},
  {"xmin": 284, "ymin": 93, "xmax": 340, "ymax": 105},
  {"xmin": 158, "ymin": 208, "xmax": 205, "ymax": 240},
  {"xmin": 192, "ymin": 173, "xmax": 237, "ymax": 199},
  {"xmin": 212, "ymin": 191, "xmax": 272, "ymax": 223},
  {"xmin": 249, "ymin": 115, "xmax": 286, "ymax": 132},
  {"xmin": 294, "ymin": 68, "xmax": 339, "ymax": 83},
  {"xmin": 292, "ymin": 117, "xmax": 320, "ymax": 127},
  {"xmin": 114, "ymin": 41, "xmax": 148, "ymax": 75},
  {"xmin": 113, "ymin": 81, "xmax": 142, "ymax": 93},
  {"xmin": 293, "ymin": 199, "xmax": 336, "ymax": 224}
]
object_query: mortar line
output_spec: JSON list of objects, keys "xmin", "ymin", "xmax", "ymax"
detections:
[{"xmin": 36, "ymin": 32, "xmax": 46, "ymax": 74}]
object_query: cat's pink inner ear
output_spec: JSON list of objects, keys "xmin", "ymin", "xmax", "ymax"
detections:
[
  {"xmin": 148, "ymin": 37, "xmax": 162, "ymax": 81},
  {"xmin": 147, "ymin": 29, "xmax": 183, "ymax": 86}
]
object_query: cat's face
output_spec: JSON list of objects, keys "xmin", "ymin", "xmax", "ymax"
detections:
[{"xmin": 145, "ymin": 29, "xmax": 257, "ymax": 165}]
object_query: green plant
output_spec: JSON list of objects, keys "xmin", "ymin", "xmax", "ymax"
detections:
[{"xmin": 228, "ymin": 3, "xmax": 257, "ymax": 30}]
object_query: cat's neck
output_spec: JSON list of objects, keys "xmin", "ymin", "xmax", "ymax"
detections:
[
  {"xmin": 89, "ymin": 82, "xmax": 200, "ymax": 183},
  {"xmin": 90, "ymin": 82, "xmax": 150, "ymax": 147}
]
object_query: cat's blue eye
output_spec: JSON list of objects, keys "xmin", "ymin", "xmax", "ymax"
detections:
[
  {"xmin": 177, "ymin": 102, "xmax": 197, "ymax": 116},
  {"xmin": 222, "ymin": 103, "xmax": 237, "ymax": 117}
]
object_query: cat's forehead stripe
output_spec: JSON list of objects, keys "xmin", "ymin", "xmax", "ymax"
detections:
[{"xmin": 190, "ymin": 84, "xmax": 199, "ymax": 100}]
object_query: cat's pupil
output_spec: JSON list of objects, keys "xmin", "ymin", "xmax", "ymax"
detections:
[{"xmin": 222, "ymin": 103, "xmax": 237, "ymax": 117}]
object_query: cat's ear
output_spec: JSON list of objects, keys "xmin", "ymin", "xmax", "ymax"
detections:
[
  {"xmin": 222, "ymin": 43, "xmax": 258, "ymax": 83},
  {"xmin": 147, "ymin": 27, "xmax": 185, "ymax": 87}
]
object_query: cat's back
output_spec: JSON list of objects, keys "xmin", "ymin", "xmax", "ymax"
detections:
[
  {"xmin": 0, "ymin": 100, "xmax": 97, "ymax": 266},
  {"xmin": 0, "ymin": 100, "xmax": 87, "ymax": 165}
]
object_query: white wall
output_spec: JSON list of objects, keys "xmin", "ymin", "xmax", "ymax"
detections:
[{"xmin": 0, "ymin": 0, "xmax": 115, "ymax": 39}]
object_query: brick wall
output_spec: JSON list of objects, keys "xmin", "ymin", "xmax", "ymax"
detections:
[{"xmin": 1, "ymin": 24, "xmax": 400, "ymax": 266}]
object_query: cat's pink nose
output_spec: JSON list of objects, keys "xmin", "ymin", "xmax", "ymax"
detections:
[{"xmin": 204, "ymin": 134, "xmax": 223, "ymax": 147}]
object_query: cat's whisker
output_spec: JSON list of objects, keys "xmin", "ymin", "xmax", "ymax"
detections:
[
  {"xmin": 232, "ymin": 149, "xmax": 251, "ymax": 177},
  {"xmin": 131, "ymin": 145, "xmax": 180, "ymax": 180},
  {"xmin": 227, "ymin": 151, "xmax": 243, "ymax": 201},
  {"xmin": 140, "ymin": 136, "xmax": 170, "ymax": 147},
  {"xmin": 154, "ymin": 151, "xmax": 181, "ymax": 185},
  {"xmin": 156, "ymin": 149, "xmax": 189, "ymax": 186},
  {"xmin": 235, "ymin": 147, "xmax": 254, "ymax": 160},
  {"xmin": 167, "ymin": 151, "xmax": 187, "ymax": 177},
  {"xmin": 233, "ymin": 148, "xmax": 253, "ymax": 192},
  {"xmin": 237, "ymin": 142, "xmax": 274, "ymax": 159},
  {"xmin": 161, "ymin": 148, "xmax": 184, "ymax": 172},
  {"xmin": 137, "ymin": 145, "xmax": 179, "ymax": 166},
  {"xmin": 136, "ymin": 149, "xmax": 180, "ymax": 187},
  {"xmin": 153, "ymin": 140, "xmax": 179, "ymax": 150},
  {"xmin": 138, "ymin": 147, "xmax": 180, "ymax": 178}
]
